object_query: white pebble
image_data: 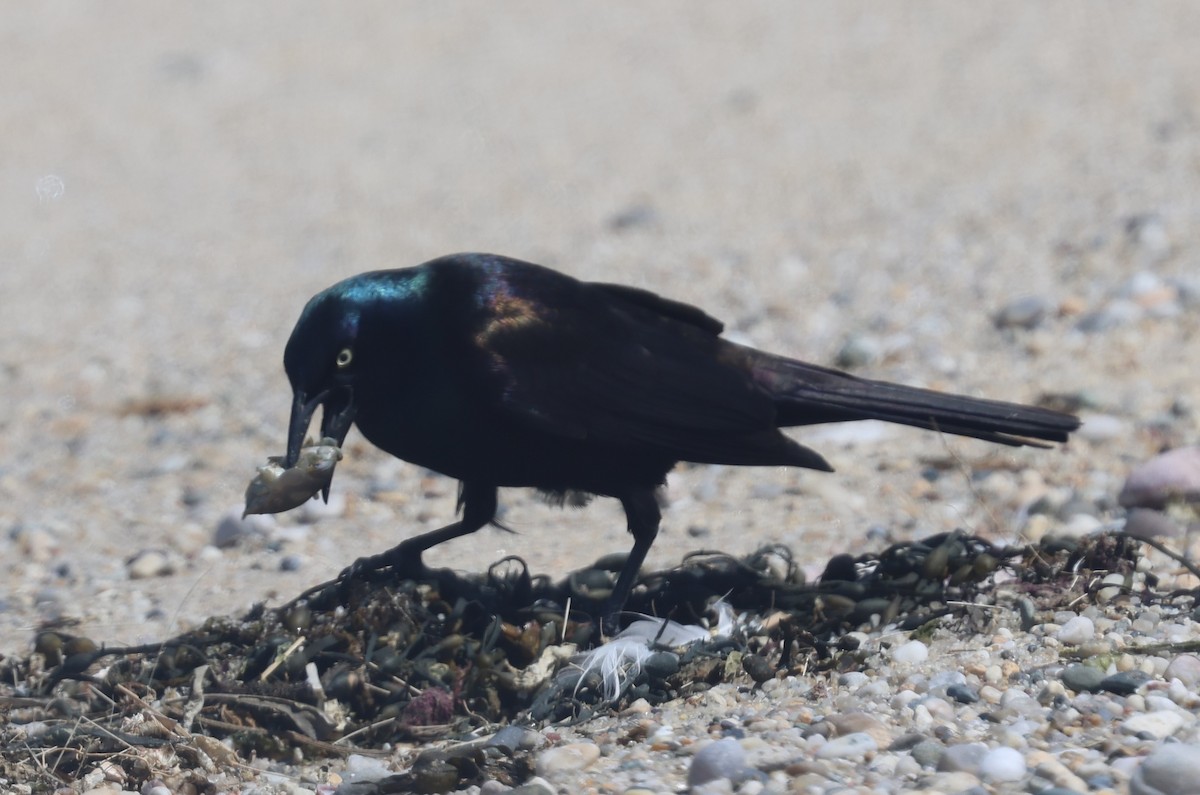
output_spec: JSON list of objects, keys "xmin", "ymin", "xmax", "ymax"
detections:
[
  {"xmin": 1121, "ymin": 710, "xmax": 1188, "ymax": 740},
  {"xmin": 1166, "ymin": 655, "xmax": 1200, "ymax": 688},
  {"xmin": 979, "ymin": 746, "xmax": 1026, "ymax": 782},
  {"xmin": 536, "ymin": 742, "xmax": 601, "ymax": 775},
  {"xmin": 125, "ymin": 549, "xmax": 175, "ymax": 580},
  {"xmin": 1076, "ymin": 413, "xmax": 1127, "ymax": 442},
  {"xmin": 891, "ymin": 639, "xmax": 929, "ymax": 664},
  {"xmin": 343, "ymin": 753, "xmax": 392, "ymax": 783},
  {"xmin": 1056, "ymin": 615, "xmax": 1095, "ymax": 644}
]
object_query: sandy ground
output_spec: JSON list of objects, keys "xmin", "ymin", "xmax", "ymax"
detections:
[{"xmin": 2, "ymin": 3, "xmax": 1198, "ymax": 661}]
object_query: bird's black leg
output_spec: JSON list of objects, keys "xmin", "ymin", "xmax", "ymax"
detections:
[
  {"xmin": 601, "ymin": 488, "xmax": 662, "ymax": 633},
  {"xmin": 350, "ymin": 481, "xmax": 498, "ymax": 579},
  {"xmin": 286, "ymin": 483, "xmax": 498, "ymax": 610}
]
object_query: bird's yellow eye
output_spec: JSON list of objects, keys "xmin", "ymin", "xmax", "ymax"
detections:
[{"xmin": 336, "ymin": 348, "xmax": 353, "ymax": 368}]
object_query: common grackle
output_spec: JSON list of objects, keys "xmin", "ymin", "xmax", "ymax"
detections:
[{"xmin": 282, "ymin": 253, "xmax": 1079, "ymax": 624}]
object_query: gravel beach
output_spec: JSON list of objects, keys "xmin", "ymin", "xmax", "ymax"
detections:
[{"xmin": 2, "ymin": 4, "xmax": 1199, "ymax": 793}]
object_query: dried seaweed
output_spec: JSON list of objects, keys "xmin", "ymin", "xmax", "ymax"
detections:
[{"xmin": 0, "ymin": 530, "xmax": 1162, "ymax": 790}]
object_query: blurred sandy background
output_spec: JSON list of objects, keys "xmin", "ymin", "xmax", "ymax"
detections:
[{"xmin": 2, "ymin": 3, "xmax": 1197, "ymax": 654}]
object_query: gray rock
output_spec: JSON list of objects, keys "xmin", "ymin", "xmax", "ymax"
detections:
[
  {"xmin": 1130, "ymin": 743, "xmax": 1200, "ymax": 795},
  {"xmin": 1061, "ymin": 664, "xmax": 1106, "ymax": 693},
  {"xmin": 1101, "ymin": 669, "xmax": 1153, "ymax": 696},
  {"xmin": 1076, "ymin": 299, "xmax": 1142, "ymax": 332},
  {"xmin": 1174, "ymin": 275, "xmax": 1200, "ymax": 309},
  {"xmin": 687, "ymin": 737, "xmax": 747, "ymax": 788},
  {"xmin": 607, "ymin": 203, "xmax": 659, "ymax": 232},
  {"xmin": 910, "ymin": 739, "xmax": 945, "ymax": 768},
  {"xmin": 279, "ymin": 554, "xmax": 304, "ymax": 572},
  {"xmin": 1164, "ymin": 655, "xmax": 1200, "ymax": 688},
  {"xmin": 214, "ymin": 508, "xmax": 274, "ymax": 548},
  {"xmin": 993, "ymin": 296, "xmax": 1051, "ymax": 330},
  {"xmin": 937, "ymin": 742, "xmax": 988, "ymax": 774},
  {"xmin": 487, "ymin": 725, "xmax": 542, "ymax": 753},
  {"xmin": 1120, "ymin": 447, "xmax": 1200, "ymax": 508},
  {"xmin": 815, "ymin": 732, "xmax": 877, "ymax": 760},
  {"xmin": 1124, "ymin": 214, "xmax": 1171, "ymax": 258},
  {"xmin": 947, "ymin": 683, "xmax": 980, "ymax": 704},
  {"xmin": 1124, "ymin": 508, "xmax": 1183, "ymax": 539},
  {"xmin": 834, "ymin": 333, "xmax": 882, "ymax": 368},
  {"xmin": 508, "ymin": 778, "xmax": 556, "ymax": 795}
]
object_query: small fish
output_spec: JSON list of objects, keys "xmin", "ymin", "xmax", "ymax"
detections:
[{"xmin": 243, "ymin": 437, "xmax": 343, "ymax": 517}]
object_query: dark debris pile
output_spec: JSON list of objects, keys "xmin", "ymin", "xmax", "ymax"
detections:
[{"xmin": 0, "ymin": 530, "xmax": 1167, "ymax": 791}]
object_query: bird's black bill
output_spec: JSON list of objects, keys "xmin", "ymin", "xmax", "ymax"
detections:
[{"xmin": 286, "ymin": 386, "xmax": 356, "ymax": 468}]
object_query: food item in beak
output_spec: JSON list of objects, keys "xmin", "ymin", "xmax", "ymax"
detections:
[{"xmin": 243, "ymin": 437, "xmax": 343, "ymax": 517}]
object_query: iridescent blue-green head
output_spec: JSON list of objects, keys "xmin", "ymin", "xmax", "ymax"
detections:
[{"xmin": 283, "ymin": 268, "xmax": 430, "ymax": 468}]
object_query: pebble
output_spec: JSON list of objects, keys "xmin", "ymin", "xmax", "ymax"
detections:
[
  {"xmin": 937, "ymin": 741, "xmax": 988, "ymax": 774},
  {"xmin": 687, "ymin": 737, "xmax": 747, "ymax": 788},
  {"xmin": 1130, "ymin": 743, "xmax": 1200, "ymax": 795},
  {"xmin": 1056, "ymin": 615, "xmax": 1095, "ymax": 644},
  {"xmin": 890, "ymin": 639, "xmax": 929, "ymax": 664},
  {"xmin": 1101, "ymin": 669, "xmax": 1153, "ymax": 696},
  {"xmin": 910, "ymin": 739, "xmax": 945, "ymax": 769},
  {"xmin": 1076, "ymin": 413, "xmax": 1127, "ymax": 442},
  {"xmin": 946, "ymin": 683, "xmax": 979, "ymax": 704},
  {"xmin": 342, "ymin": 753, "xmax": 392, "ymax": 783},
  {"xmin": 993, "ymin": 295, "xmax": 1051, "ymax": 330},
  {"xmin": 924, "ymin": 770, "xmax": 982, "ymax": 792},
  {"xmin": 1121, "ymin": 710, "xmax": 1187, "ymax": 740},
  {"xmin": 1096, "ymin": 571, "xmax": 1129, "ymax": 604},
  {"xmin": 13, "ymin": 526, "xmax": 57, "ymax": 562},
  {"xmin": 535, "ymin": 742, "xmax": 600, "ymax": 776},
  {"xmin": 509, "ymin": 778, "xmax": 556, "ymax": 795},
  {"xmin": 1124, "ymin": 507, "xmax": 1183, "ymax": 539},
  {"xmin": 1164, "ymin": 655, "xmax": 1200, "ymax": 687},
  {"xmin": 213, "ymin": 508, "xmax": 274, "ymax": 548},
  {"xmin": 815, "ymin": 731, "xmax": 877, "ymax": 760},
  {"xmin": 489, "ymin": 725, "xmax": 543, "ymax": 753},
  {"xmin": 1125, "ymin": 215, "xmax": 1172, "ymax": 257},
  {"xmin": 834, "ymin": 333, "xmax": 882, "ymax": 368},
  {"xmin": 979, "ymin": 746, "xmax": 1026, "ymax": 782},
  {"xmin": 1076, "ymin": 298, "xmax": 1142, "ymax": 332},
  {"xmin": 827, "ymin": 712, "xmax": 892, "ymax": 747},
  {"xmin": 1120, "ymin": 446, "xmax": 1200, "ymax": 508},
  {"xmin": 1061, "ymin": 664, "xmax": 1106, "ymax": 693},
  {"xmin": 607, "ymin": 202, "xmax": 660, "ymax": 232},
  {"xmin": 279, "ymin": 553, "xmax": 304, "ymax": 571},
  {"xmin": 125, "ymin": 549, "xmax": 175, "ymax": 579}
]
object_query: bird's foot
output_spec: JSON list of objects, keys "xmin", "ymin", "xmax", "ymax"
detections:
[
  {"xmin": 282, "ymin": 543, "xmax": 430, "ymax": 612},
  {"xmin": 336, "ymin": 541, "xmax": 427, "ymax": 590},
  {"xmin": 598, "ymin": 596, "xmax": 629, "ymax": 637}
]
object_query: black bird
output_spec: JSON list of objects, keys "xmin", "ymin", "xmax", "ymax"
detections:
[{"xmin": 283, "ymin": 253, "xmax": 1078, "ymax": 621}]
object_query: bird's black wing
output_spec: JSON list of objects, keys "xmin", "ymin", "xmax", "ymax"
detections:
[{"xmin": 471, "ymin": 274, "xmax": 805, "ymax": 465}]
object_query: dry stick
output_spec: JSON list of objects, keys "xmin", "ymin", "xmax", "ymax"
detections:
[{"xmin": 259, "ymin": 635, "xmax": 307, "ymax": 681}]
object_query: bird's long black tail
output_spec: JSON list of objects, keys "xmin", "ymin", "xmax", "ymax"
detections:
[{"xmin": 761, "ymin": 355, "xmax": 1079, "ymax": 447}]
